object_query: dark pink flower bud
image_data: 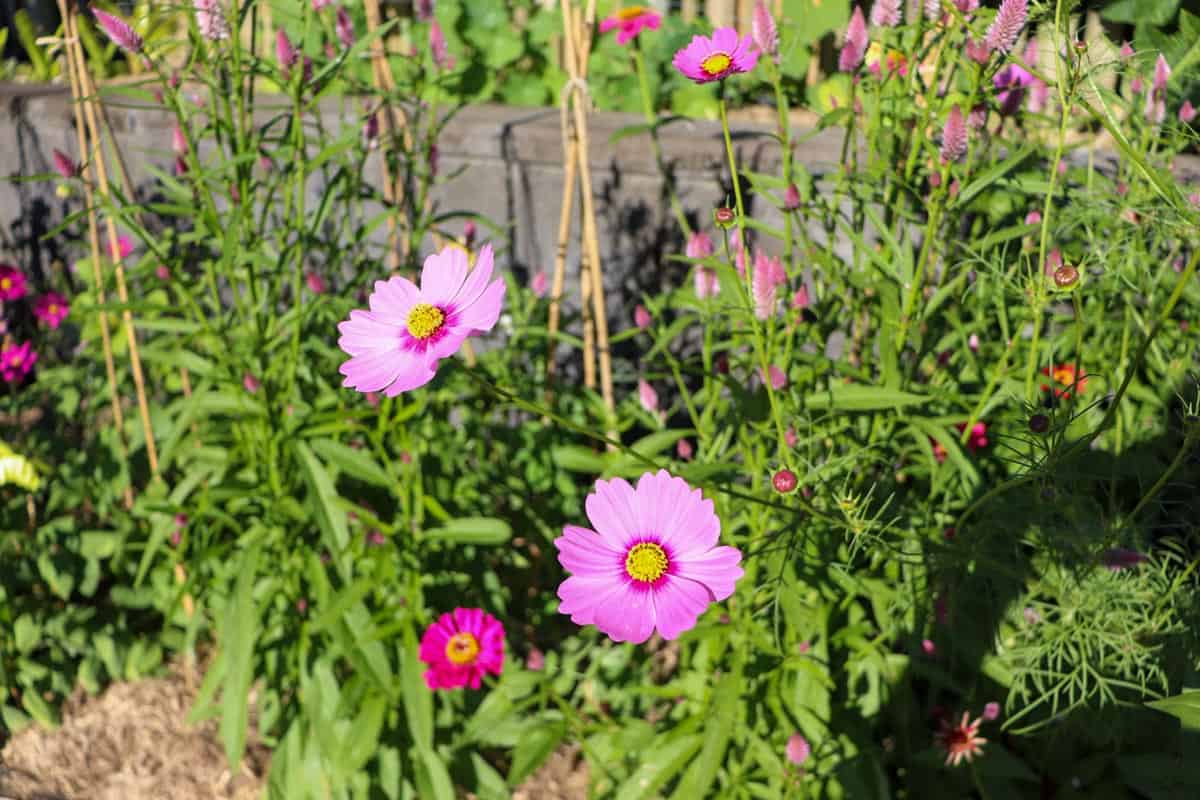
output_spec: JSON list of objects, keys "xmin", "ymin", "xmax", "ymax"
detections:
[
  {"xmin": 751, "ymin": 0, "xmax": 778, "ymax": 60},
  {"xmin": 525, "ymin": 647, "xmax": 545, "ymax": 671},
  {"xmin": 243, "ymin": 372, "xmax": 261, "ymax": 393},
  {"xmin": 156, "ymin": 264, "xmax": 171, "ymax": 280},
  {"xmin": 530, "ymin": 271, "xmax": 548, "ymax": 298},
  {"xmin": 676, "ymin": 438, "xmax": 694, "ymax": 460},
  {"xmin": 52, "ymin": 149, "xmax": 78, "ymax": 179},
  {"xmin": 415, "ymin": 0, "xmax": 434, "ymax": 22},
  {"xmin": 430, "ymin": 20, "xmax": 453, "ymax": 70},
  {"xmin": 772, "ymin": 468, "xmax": 798, "ymax": 494},
  {"xmin": 463, "ymin": 220, "xmax": 476, "ymax": 247},
  {"xmin": 634, "ymin": 304, "xmax": 652, "ymax": 329},
  {"xmin": 276, "ymin": 29, "xmax": 298, "ymax": 71},
  {"xmin": 983, "ymin": 702, "xmax": 1001, "ymax": 721},
  {"xmin": 305, "ymin": 270, "xmax": 327, "ymax": 294},
  {"xmin": 336, "ymin": 7, "xmax": 355, "ymax": 48},
  {"xmin": 1181, "ymin": 100, "xmax": 1197, "ymax": 124},
  {"xmin": 783, "ymin": 183, "xmax": 801, "ymax": 211}
]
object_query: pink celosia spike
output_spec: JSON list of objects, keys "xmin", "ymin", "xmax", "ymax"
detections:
[
  {"xmin": 1152, "ymin": 53, "xmax": 1171, "ymax": 92},
  {"xmin": 984, "ymin": 0, "xmax": 1026, "ymax": 55},
  {"xmin": 93, "ymin": 9, "xmax": 144, "ymax": 54},
  {"xmin": 924, "ymin": 0, "xmax": 941, "ymax": 20},
  {"xmin": 752, "ymin": 0, "xmax": 778, "ymax": 59},
  {"xmin": 1181, "ymin": 100, "xmax": 1197, "ymax": 124},
  {"xmin": 430, "ymin": 20, "xmax": 454, "ymax": 70},
  {"xmin": 870, "ymin": 0, "xmax": 901, "ymax": 27},
  {"xmin": 838, "ymin": 7, "xmax": 868, "ymax": 73},
  {"xmin": 336, "ymin": 7, "xmax": 355, "ymax": 48},
  {"xmin": 276, "ymin": 29, "xmax": 298, "ymax": 70},
  {"xmin": 195, "ymin": 0, "xmax": 230, "ymax": 41},
  {"xmin": 940, "ymin": 105, "xmax": 967, "ymax": 163}
]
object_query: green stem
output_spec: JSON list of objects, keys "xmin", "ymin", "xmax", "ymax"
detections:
[{"xmin": 633, "ymin": 47, "xmax": 691, "ymax": 236}]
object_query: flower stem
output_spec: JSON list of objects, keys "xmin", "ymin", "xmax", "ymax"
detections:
[{"xmin": 634, "ymin": 47, "xmax": 691, "ymax": 237}]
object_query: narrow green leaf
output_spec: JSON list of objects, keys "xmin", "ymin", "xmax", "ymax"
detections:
[
  {"xmin": 507, "ymin": 717, "xmax": 567, "ymax": 785},
  {"xmin": 219, "ymin": 544, "xmax": 260, "ymax": 773},
  {"xmin": 294, "ymin": 441, "xmax": 350, "ymax": 569},
  {"xmin": 805, "ymin": 384, "xmax": 929, "ymax": 412},
  {"xmin": 308, "ymin": 438, "xmax": 393, "ymax": 487}
]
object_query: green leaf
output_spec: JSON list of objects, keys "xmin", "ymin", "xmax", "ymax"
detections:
[
  {"xmin": 413, "ymin": 745, "xmax": 456, "ymax": 800},
  {"xmin": 423, "ymin": 516, "xmax": 513, "ymax": 546},
  {"xmin": 954, "ymin": 145, "xmax": 1036, "ymax": 209},
  {"xmin": 220, "ymin": 544, "xmax": 260, "ymax": 773},
  {"xmin": 14, "ymin": 615, "xmax": 38, "ymax": 654},
  {"xmin": 342, "ymin": 693, "xmax": 388, "ymax": 772},
  {"xmin": 805, "ymin": 384, "xmax": 929, "ymax": 412},
  {"xmin": 671, "ymin": 664, "xmax": 741, "ymax": 798},
  {"xmin": 616, "ymin": 731, "xmax": 705, "ymax": 799},
  {"xmin": 1101, "ymin": 0, "xmax": 1178, "ymax": 25},
  {"xmin": 308, "ymin": 438, "xmax": 393, "ymax": 488},
  {"xmin": 1147, "ymin": 690, "xmax": 1200, "ymax": 729},
  {"xmin": 294, "ymin": 441, "xmax": 350, "ymax": 569},
  {"xmin": 401, "ymin": 624, "xmax": 433, "ymax": 747},
  {"xmin": 552, "ymin": 445, "xmax": 610, "ymax": 473}
]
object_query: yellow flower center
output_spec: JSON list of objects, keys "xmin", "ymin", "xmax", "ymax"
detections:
[
  {"xmin": 444, "ymin": 632, "xmax": 480, "ymax": 665},
  {"xmin": 1053, "ymin": 367, "xmax": 1074, "ymax": 385},
  {"xmin": 1, "ymin": 279, "xmax": 11, "ymax": 290},
  {"xmin": 48, "ymin": 304, "xmax": 59, "ymax": 315},
  {"xmin": 617, "ymin": 5, "xmax": 647, "ymax": 20},
  {"xmin": 625, "ymin": 542, "xmax": 669, "ymax": 583},
  {"xmin": 701, "ymin": 52, "xmax": 733, "ymax": 76},
  {"xmin": 406, "ymin": 303, "xmax": 445, "ymax": 340}
]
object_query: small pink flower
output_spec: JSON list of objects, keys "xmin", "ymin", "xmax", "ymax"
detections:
[
  {"xmin": 276, "ymin": 29, "xmax": 298, "ymax": 73},
  {"xmin": 1045, "ymin": 248, "xmax": 1063, "ymax": 275},
  {"xmin": 634, "ymin": 304, "xmax": 652, "ymax": 330},
  {"xmin": 672, "ymin": 28, "xmax": 759, "ymax": 84},
  {"xmin": 964, "ymin": 38, "xmax": 990, "ymax": 65},
  {"xmin": 463, "ymin": 220, "xmax": 477, "ymax": 247},
  {"xmin": 195, "ymin": 0, "xmax": 230, "ymax": 41},
  {"xmin": 243, "ymin": 372, "xmax": 261, "ymax": 393},
  {"xmin": 336, "ymin": 6, "xmax": 355, "ymax": 49},
  {"xmin": 985, "ymin": 0, "xmax": 1026, "ymax": 55},
  {"xmin": 430, "ymin": 20, "xmax": 454, "ymax": 70},
  {"xmin": 93, "ymin": 9, "xmax": 143, "ymax": 53},
  {"xmin": 1120, "ymin": 41, "xmax": 1135, "ymax": 60},
  {"xmin": 983, "ymin": 702, "xmax": 1001, "ymax": 721},
  {"xmin": 530, "ymin": 271, "xmax": 548, "ymax": 298},
  {"xmin": 870, "ymin": 0, "xmax": 901, "ymax": 27},
  {"xmin": 156, "ymin": 264, "xmax": 171, "ymax": 280},
  {"xmin": 34, "ymin": 292, "xmax": 70, "ymax": 329},
  {"xmin": 599, "ymin": 6, "xmax": 662, "ymax": 46},
  {"xmin": 313, "ymin": 0, "xmax": 332, "ymax": 10},
  {"xmin": 940, "ymin": 105, "xmax": 968, "ymax": 164},
  {"xmin": 52, "ymin": 149, "xmax": 78, "ymax": 179},
  {"xmin": 1130, "ymin": 75, "xmax": 1144, "ymax": 95},
  {"xmin": 968, "ymin": 333, "xmax": 980, "ymax": 352},
  {"xmin": 956, "ymin": 421, "xmax": 989, "ymax": 453},
  {"xmin": 763, "ymin": 364, "xmax": 786, "ymax": 390},
  {"xmin": 1025, "ymin": 210, "xmax": 1042, "ymax": 225},
  {"xmin": 676, "ymin": 438, "xmax": 694, "ymax": 460},
  {"xmin": 791, "ymin": 285, "xmax": 810, "ymax": 311},
  {"xmin": 305, "ymin": 270, "xmax": 327, "ymax": 294},
  {"xmin": 838, "ymin": 7, "xmax": 868, "ymax": 73},
  {"xmin": 0, "ymin": 265, "xmax": 27, "ymax": 301},
  {"xmin": 786, "ymin": 733, "xmax": 811, "ymax": 766},
  {"xmin": 1181, "ymin": 101, "xmax": 1197, "ymax": 124},
  {"xmin": 924, "ymin": 0, "xmax": 941, "ymax": 20},
  {"xmin": 338, "ymin": 244, "xmax": 505, "ymax": 396},
  {"xmin": 751, "ymin": 1, "xmax": 778, "ymax": 60},
  {"xmin": 937, "ymin": 712, "xmax": 987, "ymax": 766},
  {"xmin": 296, "ymin": 598, "xmax": 308, "ymax": 614},
  {"xmin": 555, "ymin": 471, "xmax": 744, "ymax": 643},
  {"xmin": 0, "ymin": 341, "xmax": 37, "ymax": 383},
  {"xmin": 637, "ymin": 378, "xmax": 659, "ymax": 414},
  {"xmin": 772, "ymin": 468, "xmax": 797, "ymax": 494},
  {"xmin": 525, "ymin": 647, "xmax": 545, "ymax": 671},
  {"xmin": 954, "ymin": 0, "xmax": 979, "ymax": 14},
  {"xmin": 110, "ymin": 234, "xmax": 134, "ymax": 261},
  {"xmin": 922, "ymin": 638, "xmax": 937, "ymax": 655},
  {"xmin": 172, "ymin": 123, "xmax": 188, "ymax": 156},
  {"xmin": 419, "ymin": 608, "xmax": 505, "ymax": 690},
  {"xmin": 785, "ymin": 426, "xmax": 797, "ymax": 448},
  {"xmin": 365, "ymin": 529, "xmax": 386, "ymax": 547}
]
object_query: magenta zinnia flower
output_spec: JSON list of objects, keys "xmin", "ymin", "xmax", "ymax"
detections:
[
  {"xmin": 870, "ymin": 0, "xmax": 901, "ymax": 27},
  {"xmin": 555, "ymin": 470, "xmax": 744, "ymax": 643},
  {"xmin": 34, "ymin": 292, "xmax": 70, "ymax": 329},
  {"xmin": 418, "ymin": 608, "xmax": 505, "ymax": 690},
  {"xmin": 93, "ymin": 9, "xmax": 143, "ymax": 54},
  {"xmin": 338, "ymin": 244, "xmax": 505, "ymax": 396},
  {"xmin": 0, "ymin": 341, "xmax": 37, "ymax": 383},
  {"xmin": 0, "ymin": 265, "xmax": 27, "ymax": 301},
  {"xmin": 940, "ymin": 105, "xmax": 968, "ymax": 163},
  {"xmin": 838, "ymin": 7, "xmax": 868, "ymax": 73},
  {"xmin": 599, "ymin": 6, "xmax": 661, "ymax": 46},
  {"xmin": 672, "ymin": 28, "xmax": 759, "ymax": 84},
  {"xmin": 984, "ymin": 0, "xmax": 1026, "ymax": 55}
]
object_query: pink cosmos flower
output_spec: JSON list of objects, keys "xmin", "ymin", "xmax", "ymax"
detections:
[
  {"xmin": 336, "ymin": 7, "xmax": 355, "ymax": 49},
  {"xmin": 599, "ymin": 6, "xmax": 662, "ymax": 46},
  {"xmin": 637, "ymin": 378, "xmax": 659, "ymax": 414},
  {"xmin": 0, "ymin": 265, "xmax": 27, "ymax": 301},
  {"xmin": 195, "ymin": 0, "xmax": 230, "ymax": 41},
  {"xmin": 52, "ymin": 149, "xmax": 78, "ymax": 179},
  {"xmin": 940, "ymin": 105, "xmax": 968, "ymax": 163},
  {"xmin": 0, "ymin": 341, "xmax": 37, "ymax": 383},
  {"xmin": 985, "ymin": 0, "xmax": 1026, "ymax": 55},
  {"xmin": 838, "ymin": 7, "xmax": 868, "ymax": 73},
  {"xmin": 994, "ymin": 64, "xmax": 1033, "ymax": 116},
  {"xmin": 418, "ymin": 607, "xmax": 505, "ymax": 690},
  {"xmin": 870, "ymin": 0, "xmax": 901, "ymax": 27},
  {"xmin": 530, "ymin": 271, "xmax": 548, "ymax": 298},
  {"xmin": 1181, "ymin": 101, "xmax": 1197, "ymax": 124},
  {"xmin": 634, "ymin": 304, "xmax": 652, "ymax": 329},
  {"xmin": 752, "ymin": 248, "xmax": 785, "ymax": 320},
  {"xmin": 672, "ymin": 28, "xmax": 759, "ymax": 84},
  {"xmin": 93, "ymin": 9, "xmax": 143, "ymax": 53},
  {"xmin": 34, "ymin": 292, "xmax": 70, "ymax": 329},
  {"xmin": 338, "ymin": 244, "xmax": 505, "ymax": 396},
  {"xmin": 751, "ymin": 1, "xmax": 778, "ymax": 60},
  {"xmin": 786, "ymin": 733, "xmax": 811, "ymax": 766},
  {"xmin": 555, "ymin": 471, "xmax": 744, "ymax": 643},
  {"xmin": 430, "ymin": 20, "xmax": 454, "ymax": 70}
]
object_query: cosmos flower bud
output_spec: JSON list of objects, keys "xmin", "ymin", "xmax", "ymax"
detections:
[
  {"xmin": 772, "ymin": 468, "xmax": 798, "ymax": 494},
  {"xmin": 1053, "ymin": 264, "xmax": 1079, "ymax": 289},
  {"xmin": 713, "ymin": 207, "xmax": 736, "ymax": 228}
]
